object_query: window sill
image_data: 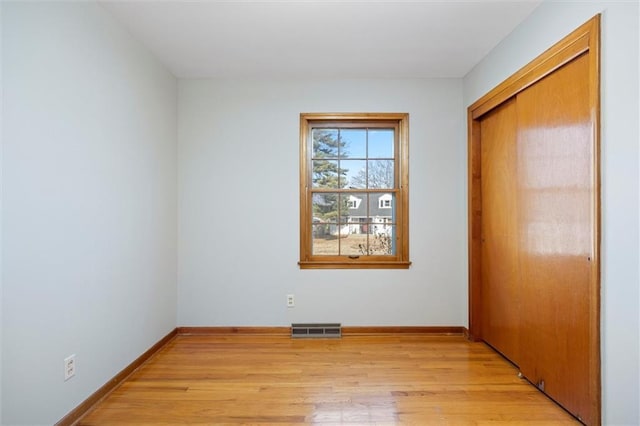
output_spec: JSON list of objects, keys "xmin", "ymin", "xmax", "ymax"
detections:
[{"xmin": 298, "ymin": 260, "xmax": 412, "ymax": 270}]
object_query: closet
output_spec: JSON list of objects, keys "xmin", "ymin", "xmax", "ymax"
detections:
[{"xmin": 468, "ymin": 16, "xmax": 600, "ymax": 426}]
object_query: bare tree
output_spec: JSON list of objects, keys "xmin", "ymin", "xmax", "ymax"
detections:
[{"xmin": 350, "ymin": 160, "xmax": 393, "ymax": 189}]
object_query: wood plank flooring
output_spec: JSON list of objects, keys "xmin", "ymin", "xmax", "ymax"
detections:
[{"xmin": 79, "ymin": 334, "xmax": 579, "ymax": 425}]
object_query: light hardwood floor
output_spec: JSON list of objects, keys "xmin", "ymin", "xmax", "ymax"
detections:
[{"xmin": 79, "ymin": 334, "xmax": 579, "ymax": 425}]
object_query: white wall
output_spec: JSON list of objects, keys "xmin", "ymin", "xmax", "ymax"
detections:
[
  {"xmin": 2, "ymin": 3, "xmax": 177, "ymax": 424},
  {"xmin": 178, "ymin": 79, "xmax": 467, "ymax": 327},
  {"xmin": 463, "ymin": 2, "xmax": 639, "ymax": 425},
  {"xmin": 0, "ymin": 2, "xmax": 3, "ymax": 422}
]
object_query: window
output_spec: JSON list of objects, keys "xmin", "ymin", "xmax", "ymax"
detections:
[
  {"xmin": 379, "ymin": 194, "xmax": 392, "ymax": 209},
  {"xmin": 299, "ymin": 113, "xmax": 410, "ymax": 269},
  {"xmin": 347, "ymin": 195, "xmax": 361, "ymax": 209}
]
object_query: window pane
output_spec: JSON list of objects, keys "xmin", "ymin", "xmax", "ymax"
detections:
[
  {"xmin": 372, "ymin": 192, "xmax": 395, "ymax": 217},
  {"xmin": 312, "ymin": 129, "xmax": 340, "ymax": 158},
  {"xmin": 339, "ymin": 129, "xmax": 366, "ymax": 158},
  {"xmin": 337, "ymin": 194, "xmax": 353, "ymax": 226},
  {"xmin": 341, "ymin": 234, "xmax": 368, "ymax": 256},
  {"xmin": 368, "ymin": 160, "xmax": 394, "ymax": 189},
  {"xmin": 389, "ymin": 193, "xmax": 397, "ymax": 223},
  {"xmin": 301, "ymin": 114, "xmax": 408, "ymax": 267},
  {"xmin": 312, "ymin": 160, "xmax": 340, "ymax": 188},
  {"xmin": 368, "ymin": 129, "xmax": 394, "ymax": 158},
  {"xmin": 355, "ymin": 222, "xmax": 395, "ymax": 256},
  {"xmin": 312, "ymin": 224, "xmax": 339, "ymax": 255},
  {"xmin": 365, "ymin": 225, "xmax": 396, "ymax": 255},
  {"xmin": 343, "ymin": 193, "xmax": 367, "ymax": 225},
  {"xmin": 312, "ymin": 193, "xmax": 340, "ymax": 223},
  {"xmin": 340, "ymin": 159, "xmax": 366, "ymax": 189}
]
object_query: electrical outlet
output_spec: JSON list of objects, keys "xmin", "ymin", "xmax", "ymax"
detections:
[
  {"xmin": 64, "ymin": 354, "xmax": 76, "ymax": 381},
  {"xmin": 286, "ymin": 294, "xmax": 295, "ymax": 308}
]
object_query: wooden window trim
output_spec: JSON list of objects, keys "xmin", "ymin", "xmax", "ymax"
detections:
[{"xmin": 299, "ymin": 112, "xmax": 410, "ymax": 269}]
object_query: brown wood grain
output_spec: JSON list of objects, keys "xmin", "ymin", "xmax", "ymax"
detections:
[
  {"xmin": 77, "ymin": 334, "xmax": 579, "ymax": 425},
  {"xmin": 479, "ymin": 98, "xmax": 521, "ymax": 364},
  {"xmin": 516, "ymin": 51, "xmax": 596, "ymax": 426},
  {"xmin": 58, "ymin": 326, "xmax": 465, "ymax": 425},
  {"xmin": 342, "ymin": 326, "xmax": 465, "ymax": 335},
  {"xmin": 469, "ymin": 20, "xmax": 594, "ymax": 120},
  {"xmin": 178, "ymin": 326, "xmax": 465, "ymax": 336},
  {"xmin": 55, "ymin": 328, "xmax": 178, "ymax": 426},
  {"xmin": 467, "ymin": 115, "xmax": 483, "ymax": 341},
  {"xmin": 178, "ymin": 326, "xmax": 290, "ymax": 335},
  {"xmin": 467, "ymin": 14, "xmax": 601, "ymax": 426}
]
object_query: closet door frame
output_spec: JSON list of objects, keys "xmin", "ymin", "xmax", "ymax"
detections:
[{"xmin": 467, "ymin": 14, "xmax": 601, "ymax": 422}]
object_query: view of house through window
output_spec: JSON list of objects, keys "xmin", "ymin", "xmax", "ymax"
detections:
[
  {"xmin": 311, "ymin": 127, "xmax": 396, "ymax": 256},
  {"xmin": 300, "ymin": 113, "xmax": 410, "ymax": 269}
]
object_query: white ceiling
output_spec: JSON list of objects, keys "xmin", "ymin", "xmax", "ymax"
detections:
[{"xmin": 101, "ymin": 0, "xmax": 542, "ymax": 79}]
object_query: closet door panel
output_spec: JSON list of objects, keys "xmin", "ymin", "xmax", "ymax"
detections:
[
  {"xmin": 480, "ymin": 99, "xmax": 520, "ymax": 363},
  {"xmin": 516, "ymin": 52, "xmax": 594, "ymax": 424}
]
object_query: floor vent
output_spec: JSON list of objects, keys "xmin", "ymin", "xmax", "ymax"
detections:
[{"xmin": 291, "ymin": 323, "xmax": 342, "ymax": 338}]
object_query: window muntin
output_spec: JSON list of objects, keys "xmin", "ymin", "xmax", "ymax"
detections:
[{"xmin": 300, "ymin": 113, "xmax": 410, "ymax": 269}]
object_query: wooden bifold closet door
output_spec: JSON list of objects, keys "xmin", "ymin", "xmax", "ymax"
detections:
[{"xmin": 468, "ymin": 16, "xmax": 600, "ymax": 426}]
